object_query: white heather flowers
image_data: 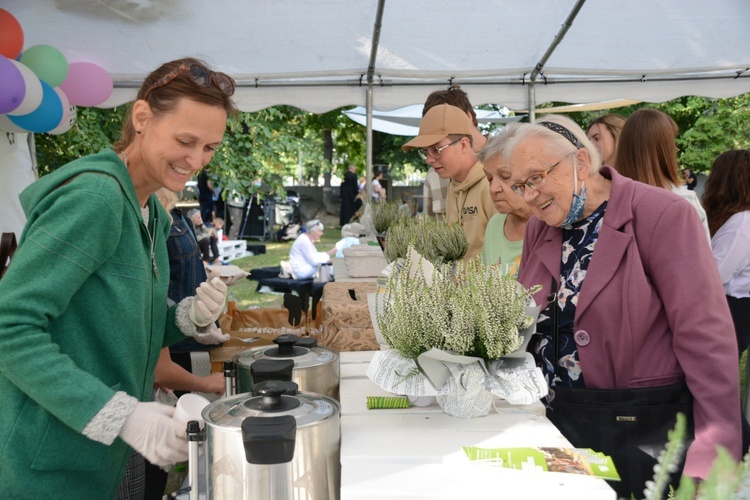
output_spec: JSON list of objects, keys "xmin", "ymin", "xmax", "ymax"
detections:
[{"xmin": 376, "ymin": 250, "xmax": 539, "ymax": 360}]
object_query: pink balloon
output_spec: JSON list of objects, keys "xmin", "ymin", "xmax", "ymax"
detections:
[{"xmin": 60, "ymin": 62, "xmax": 113, "ymax": 107}]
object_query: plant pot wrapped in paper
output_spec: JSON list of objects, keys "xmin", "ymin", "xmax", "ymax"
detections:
[{"xmin": 368, "ymin": 248, "xmax": 544, "ymax": 418}]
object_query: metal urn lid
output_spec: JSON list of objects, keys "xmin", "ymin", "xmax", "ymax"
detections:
[
  {"xmin": 202, "ymin": 381, "xmax": 339, "ymax": 430},
  {"xmin": 232, "ymin": 334, "xmax": 338, "ymax": 371}
]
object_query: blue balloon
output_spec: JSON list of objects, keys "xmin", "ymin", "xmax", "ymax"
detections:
[
  {"xmin": 0, "ymin": 55, "xmax": 25, "ymax": 114},
  {"xmin": 8, "ymin": 80, "xmax": 63, "ymax": 133}
]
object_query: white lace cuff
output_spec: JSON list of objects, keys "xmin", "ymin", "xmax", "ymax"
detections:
[
  {"xmin": 82, "ymin": 391, "xmax": 138, "ymax": 445},
  {"xmin": 176, "ymin": 296, "xmax": 209, "ymax": 337}
]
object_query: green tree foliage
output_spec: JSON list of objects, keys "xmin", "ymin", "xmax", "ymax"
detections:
[
  {"xmin": 213, "ymin": 106, "xmax": 312, "ymax": 199},
  {"xmin": 35, "ymin": 106, "xmax": 126, "ymax": 176},
  {"xmin": 32, "ymin": 94, "xmax": 749, "ymax": 185},
  {"xmin": 564, "ymin": 93, "xmax": 750, "ymax": 173},
  {"xmin": 677, "ymin": 94, "xmax": 750, "ymax": 172}
]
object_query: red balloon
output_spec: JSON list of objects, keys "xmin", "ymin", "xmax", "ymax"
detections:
[{"xmin": 0, "ymin": 9, "xmax": 24, "ymax": 60}]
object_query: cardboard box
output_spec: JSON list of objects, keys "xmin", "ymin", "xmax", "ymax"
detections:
[
  {"xmin": 320, "ymin": 281, "xmax": 380, "ymax": 351},
  {"xmin": 212, "ymin": 302, "xmax": 318, "ymax": 372},
  {"xmin": 343, "ymin": 245, "xmax": 388, "ymax": 278}
]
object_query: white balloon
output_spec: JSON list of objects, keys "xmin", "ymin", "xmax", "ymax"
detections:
[
  {"xmin": 7, "ymin": 59, "xmax": 43, "ymax": 117},
  {"xmin": 0, "ymin": 113, "xmax": 28, "ymax": 133},
  {"xmin": 48, "ymin": 87, "xmax": 77, "ymax": 135}
]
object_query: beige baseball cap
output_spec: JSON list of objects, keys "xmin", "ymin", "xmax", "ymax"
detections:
[{"xmin": 402, "ymin": 104, "xmax": 475, "ymax": 151}]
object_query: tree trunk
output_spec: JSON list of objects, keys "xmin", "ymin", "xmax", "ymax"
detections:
[{"xmin": 323, "ymin": 128, "xmax": 333, "ymax": 187}]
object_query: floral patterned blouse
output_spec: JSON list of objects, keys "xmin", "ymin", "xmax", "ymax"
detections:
[{"xmin": 532, "ymin": 200, "xmax": 608, "ymax": 392}]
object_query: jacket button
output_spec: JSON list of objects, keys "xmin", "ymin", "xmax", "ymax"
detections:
[{"xmin": 574, "ymin": 330, "xmax": 590, "ymax": 346}]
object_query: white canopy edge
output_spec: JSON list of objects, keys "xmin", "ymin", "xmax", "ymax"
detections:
[{"xmin": 100, "ymin": 77, "xmax": 750, "ymax": 114}]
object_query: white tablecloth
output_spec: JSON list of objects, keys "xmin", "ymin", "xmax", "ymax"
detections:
[{"xmin": 339, "ymin": 351, "xmax": 616, "ymax": 499}]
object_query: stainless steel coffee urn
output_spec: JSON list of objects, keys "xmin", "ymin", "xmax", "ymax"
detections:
[
  {"xmin": 232, "ymin": 334, "xmax": 340, "ymax": 399},
  {"xmin": 201, "ymin": 381, "xmax": 340, "ymax": 499}
]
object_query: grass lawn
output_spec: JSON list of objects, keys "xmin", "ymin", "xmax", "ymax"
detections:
[{"xmin": 225, "ymin": 233, "xmax": 340, "ymax": 309}]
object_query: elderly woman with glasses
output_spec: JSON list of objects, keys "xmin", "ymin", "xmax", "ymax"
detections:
[
  {"xmin": 506, "ymin": 114, "xmax": 741, "ymax": 497},
  {"xmin": 290, "ymin": 219, "xmax": 337, "ymax": 280},
  {"xmin": 0, "ymin": 58, "xmax": 236, "ymax": 498},
  {"xmin": 477, "ymin": 123, "xmax": 531, "ymax": 275}
]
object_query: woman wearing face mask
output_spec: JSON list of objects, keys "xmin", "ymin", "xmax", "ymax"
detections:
[{"xmin": 506, "ymin": 114, "xmax": 741, "ymax": 498}]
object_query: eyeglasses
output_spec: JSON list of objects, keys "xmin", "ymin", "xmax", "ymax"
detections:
[
  {"xmin": 510, "ymin": 153, "xmax": 572, "ymax": 196},
  {"xmin": 142, "ymin": 64, "xmax": 236, "ymax": 100},
  {"xmin": 417, "ymin": 137, "xmax": 463, "ymax": 161}
]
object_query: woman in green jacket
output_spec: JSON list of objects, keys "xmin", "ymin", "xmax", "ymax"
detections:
[{"xmin": 0, "ymin": 58, "xmax": 237, "ymax": 498}]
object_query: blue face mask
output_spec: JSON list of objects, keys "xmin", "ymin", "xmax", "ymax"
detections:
[{"xmin": 559, "ymin": 160, "xmax": 587, "ymax": 228}]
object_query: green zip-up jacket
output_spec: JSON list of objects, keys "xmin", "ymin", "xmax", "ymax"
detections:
[{"xmin": 0, "ymin": 149, "xmax": 186, "ymax": 498}]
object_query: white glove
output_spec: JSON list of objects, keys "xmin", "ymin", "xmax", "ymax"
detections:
[
  {"xmin": 118, "ymin": 402, "xmax": 189, "ymax": 466},
  {"xmin": 190, "ymin": 277, "xmax": 227, "ymax": 327},
  {"xmin": 195, "ymin": 322, "xmax": 230, "ymax": 345}
]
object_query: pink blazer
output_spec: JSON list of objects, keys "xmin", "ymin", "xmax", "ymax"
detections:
[{"xmin": 519, "ymin": 166, "xmax": 741, "ymax": 479}]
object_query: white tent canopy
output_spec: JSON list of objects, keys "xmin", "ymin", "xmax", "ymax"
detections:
[{"xmin": 11, "ymin": 0, "xmax": 750, "ymax": 114}]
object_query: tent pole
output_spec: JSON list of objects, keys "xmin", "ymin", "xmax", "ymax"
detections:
[
  {"xmin": 366, "ymin": 86, "xmax": 373, "ymax": 202},
  {"xmin": 527, "ymin": 0, "xmax": 586, "ymax": 123},
  {"xmin": 364, "ymin": 0, "xmax": 386, "ymax": 202}
]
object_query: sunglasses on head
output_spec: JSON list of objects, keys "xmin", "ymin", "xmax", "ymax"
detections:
[{"xmin": 143, "ymin": 63, "xmax": 235, "ymax": 100}]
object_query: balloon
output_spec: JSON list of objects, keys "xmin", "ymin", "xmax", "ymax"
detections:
[
  {"xmin": 0, "ymin": 55, "xmax": 25, "ymax": 114},
  {"xmin": 60, "ymin": 62, "xmax": 113, "ymax": 107},
  {"xmin": 48, "ymin": 87, "xmax": 77, "ymax": 135},
  {"xmin": 0, "ymin": 114, "xmax": 27, "ymax": 133},
  {"xmin": 8, "ymin": 80, "xmax": 63, "ymax": 133},
  {"xmin": 7, "ymin": 59, "xmax": 43, "ymax": 116},
  {"xmin": 20, "ymin": 44, "xmax": 69, "ymax": 87},
  {"xmin": 0, "ymin": 9, "xmax": 24, "ymax": 60}
]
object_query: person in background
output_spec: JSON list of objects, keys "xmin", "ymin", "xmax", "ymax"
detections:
[
  {"xmin": 683, "ymin": 167, "xmax": 698, "ymax": 190},
  {"xmin": 420, "ymin": 85, "xmax": 486, "ymax": 216},
  {"xmin": 371, "ymin": 169, "xmax": 386, "ymax": 203},
  {"xmin": 161, "ymin": 191, "xmax": 227, "ymax": 363},
  {"xmin": 508, "ymin": 114, "xmax": 740, "ymax": 497},
  {"xmin": 340, "ymin": 164, "xmax": 359, "ymax": 226},
  {"xmin": 197, "ymin": 168, "xmax": 216, "ymax": 224},
  {"xmin": 402, "ymin": 104, "xmax": 496, "ymax": 261},
  {"xmin": 422, "ymin": 166, "xmax": 449, "ymax": 217},
  {"xmin": 477, "ymin": 123, "xmax": 532, "ymax": 275},
  {"xmin": 189, "ymin": 208, "xmax": 220, "ymax": 264},
  {"xmin": 615, "ymin": 108, "xmax": 710, "ymax": 242},
  {"xmin": 0, "ymin": 57, "xmax": 234, "ymax": 498},
  {"xmin": 289, "ymin": 219, "xmax": 337, "ymax": 280},
  {"xmin": 212, "ymin": 216, "xmax": 228, "ymax": 240},
  {"xmin": 586, "ymin": 113, "xmax": 626, "ymax": 169},
  {"xmin": 703, "ymin": 150, "xmax": 750, "ymax": 406}
]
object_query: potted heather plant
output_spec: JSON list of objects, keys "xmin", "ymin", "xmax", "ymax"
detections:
[
  {"xmin": 370, "ymin": 250, "xmax": 542, "ymax": 418},
  {"xmin": 375, "ymin": 250, "xmax": 538, "ymax": 360},
  {"xmin": 383, "ymin": 217, "xmax": 468, "ymax": 265},
  {"xmin": 371, "ymin": 201, "xmax": 409, "ymax": 250}
]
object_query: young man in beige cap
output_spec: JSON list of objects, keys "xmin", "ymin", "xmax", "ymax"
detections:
[
  {"xmin": 403, "ymin": 104, "xmax": 496, "ymax": 261},
  {"xmin": 420, "ymin": 85, "xmax": 486, "ymax": 216}
]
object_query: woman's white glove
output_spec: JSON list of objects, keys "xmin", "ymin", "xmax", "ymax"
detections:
[
  {"xmin": 118, "ymin": 402, "xmax": 188, "ymax": 466},
  {"xmin": 195, "ymin": 322, "xmax": 230, "ymax": 345},
  {"xmin": 189, "ymin": 277, "xmax": 227, "ymax": 327}
]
